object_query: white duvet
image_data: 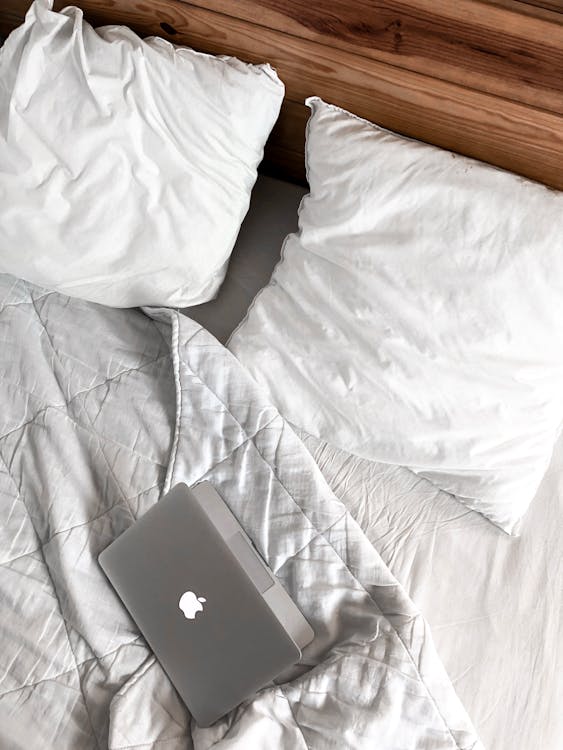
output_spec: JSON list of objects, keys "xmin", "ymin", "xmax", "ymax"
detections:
[{"xmin": 0, "ymin": 274, "xmax": 482, "ymax": 749}]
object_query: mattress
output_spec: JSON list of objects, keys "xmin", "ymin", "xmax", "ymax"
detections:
[
  {"xmin": 188, "ymin": 173, "xmax": 562, "ymax": 750},
  {"xmin": 185, "ymin": 175, "xmax": 307, "ymax": 344}
]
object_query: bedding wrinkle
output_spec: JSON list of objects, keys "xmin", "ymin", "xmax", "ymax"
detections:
[
  {"xmin": 160, "ymin": 304, "xmax": 484, "ymax": 748},
  {"xmin": 0, "ymin": 274, "xmax": 482, "ymax": 748},
  {"xmin": 298, "ymin": 429, "xmax": 563, "ymax": 749}
]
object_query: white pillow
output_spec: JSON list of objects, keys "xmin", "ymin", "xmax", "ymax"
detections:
[
  {"xmin": 229, "ymin": 97, "xmax": 563, "ymax": 534},
  {"xmin": 0, "ymin": 0, "xmax": 283, "ymax": 307}
]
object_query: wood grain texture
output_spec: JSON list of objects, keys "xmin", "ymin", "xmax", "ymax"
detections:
[
  {"xmin": 0, "ymin": 0, "xmax": 29, "ymax": 38},
  {"xmin": 1, "ymin": 0, "xmax": 563, "ymax": 189},
  {"xmin": 514, "ymin": 0, "xmax": 563, "ymax": 13},
  {"xmin": 262, "ymin": 100, "xmax": 308, "ymax": 184},
  {"xmin": 177, "ymin": 0, "xmax": 563, "ymax": 114}
]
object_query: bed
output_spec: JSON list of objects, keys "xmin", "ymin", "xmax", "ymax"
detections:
[
  {"xmin": 1, "ymin": 2, "xmax": 561, "ymax": 749},
  {"xmin": 190, "ymin": 172, "xmax": 563, "ymax": 750}
]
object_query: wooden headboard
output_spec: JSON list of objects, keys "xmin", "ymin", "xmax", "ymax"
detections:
[{"xmin": 1, "ymin": 0, "xmax": 563, "ymax": 189}]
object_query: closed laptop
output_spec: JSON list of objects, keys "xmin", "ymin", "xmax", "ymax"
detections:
[{"xmin": 99, "ymin": 482, "xmax": 313, "ymax": 727}]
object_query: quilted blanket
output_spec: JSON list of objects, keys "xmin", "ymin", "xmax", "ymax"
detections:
[{"xmin": 0, "ymin": 274, "xmax": 483, "ymax": 749}]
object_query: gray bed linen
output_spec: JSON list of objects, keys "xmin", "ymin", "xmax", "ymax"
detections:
[{"xmin": 0, "ymin": 274, "xmax": 482, "ymax": 749}]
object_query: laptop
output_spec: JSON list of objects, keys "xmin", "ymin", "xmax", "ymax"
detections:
[{"xmin": 99, "ymin": 481, "xmax": 314, "ymax": 727}]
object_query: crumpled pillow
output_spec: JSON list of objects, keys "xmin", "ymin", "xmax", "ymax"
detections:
[
  {"xmin": 230, "ymin": 97, "xmax": 563, "ymax": 534},
  {"xmin": 0, "ymin": 0, "xmax": 283, "ymax": 307}
]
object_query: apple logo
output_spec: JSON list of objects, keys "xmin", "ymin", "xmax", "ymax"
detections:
[{"xmin": 179, "ymin": 591, "xmax": 206, "ymax": 620}]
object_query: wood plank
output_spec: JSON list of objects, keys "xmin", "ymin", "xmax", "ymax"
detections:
[
  {"xmin": 47, "ymin": 0, "xmax": 563, "ymax": 189},
  {"xmin": 0, "ymin": 0, "xmax": 29, "ymax": 39},
  {"xmin": 174, "ymin": 0, "xmax": 563, "ymax": 114},
  {"xmin": 6, "ymin": 1, "xmax": 562, "ymax": 114},
  {"xmin": 262, "ymin": 100, "xmax": 308, "ymax": 184},
  {"xmin": 514, "ymin": 0, "xmax": 563, "ymax": 12}
]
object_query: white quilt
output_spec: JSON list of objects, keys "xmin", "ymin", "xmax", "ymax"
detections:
[{"xmin": 0, "ymin": 274, "xmax": 482, "ymax": 749}]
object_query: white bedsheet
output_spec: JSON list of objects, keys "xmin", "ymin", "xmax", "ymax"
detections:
[{"xmin": 298, "ymin": 429, "xmax": 563, "ymax": 750}]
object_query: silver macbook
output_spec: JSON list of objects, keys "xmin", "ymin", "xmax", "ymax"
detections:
[{"xmin": 99, "ymin": 482, "xmax": 314, "ymax": 727}]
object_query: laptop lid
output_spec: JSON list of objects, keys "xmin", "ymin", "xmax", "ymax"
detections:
[
  {"xmin": 99, "ymin": 483, "xmax": 301, "ymax": 727},
  {"xmin": 190, "ymin": 482, "xmax": 315, "ymax": 650}
]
